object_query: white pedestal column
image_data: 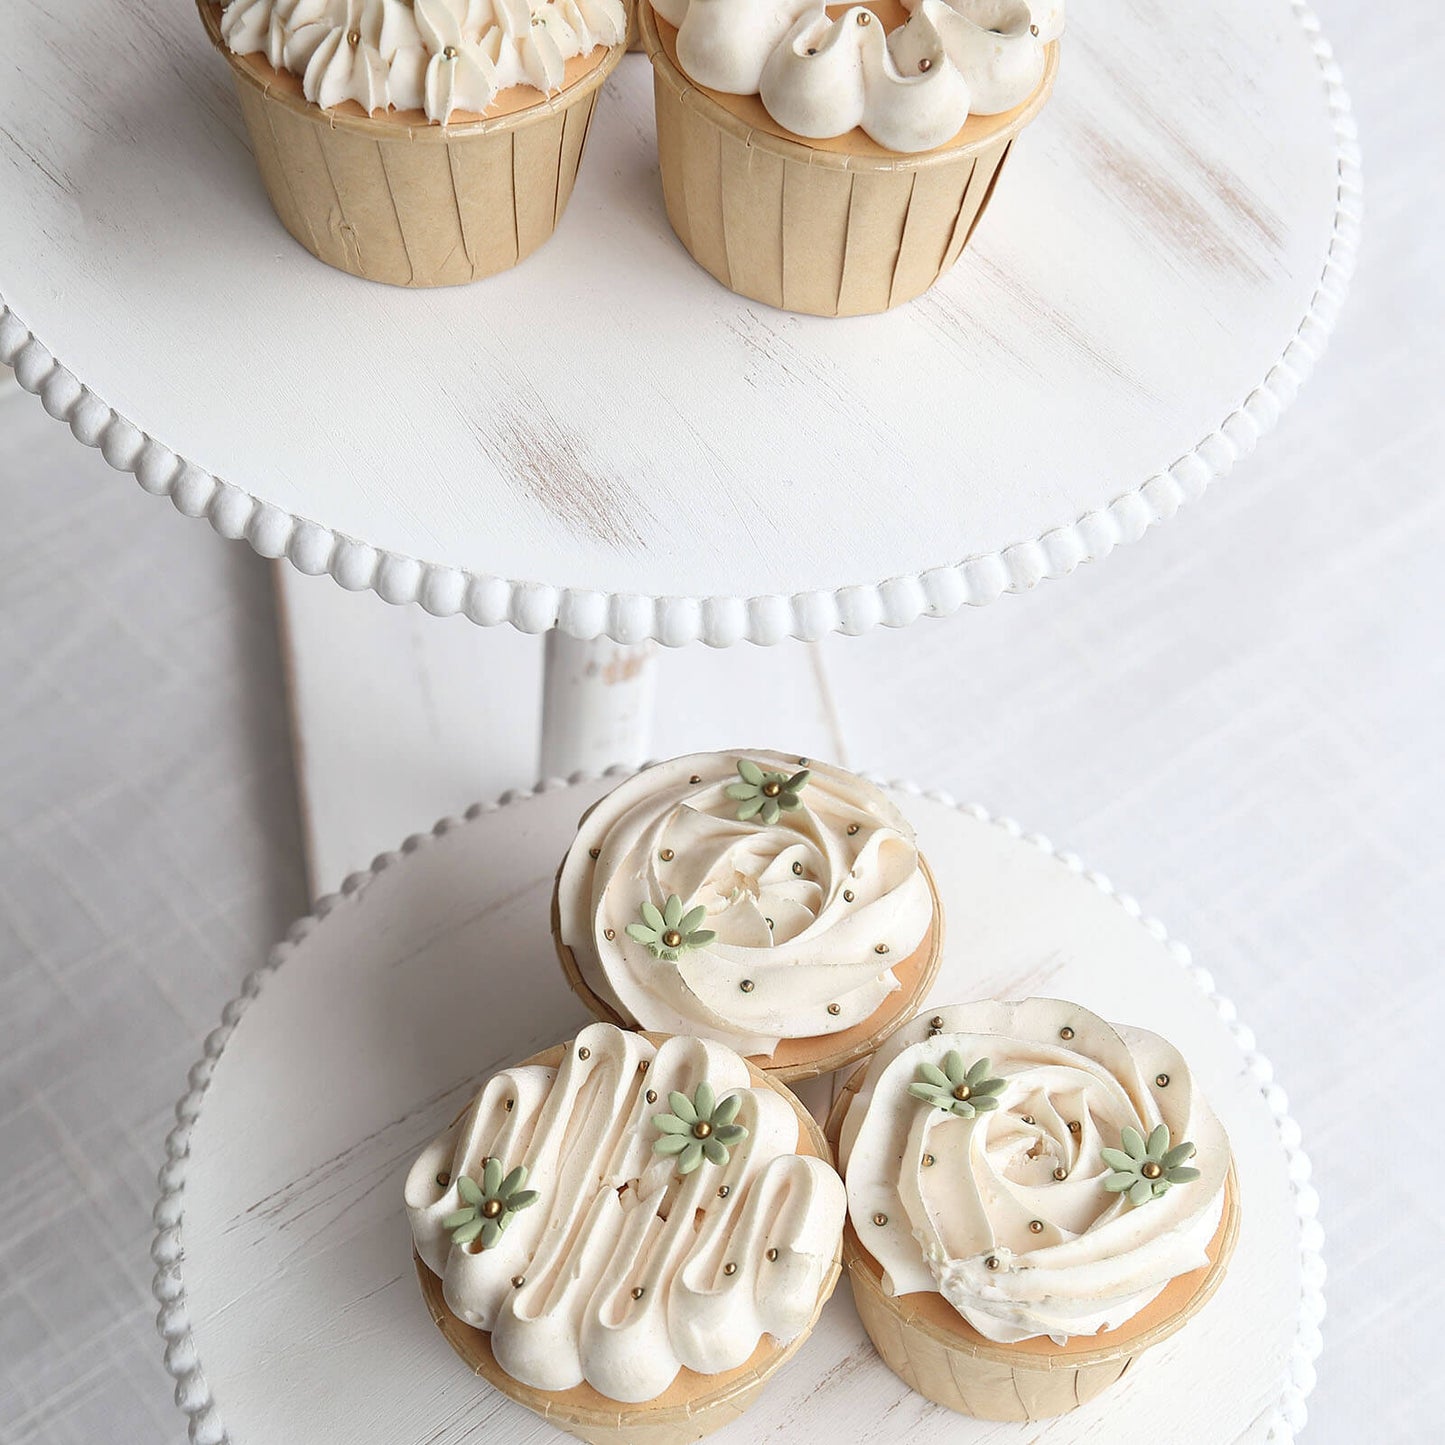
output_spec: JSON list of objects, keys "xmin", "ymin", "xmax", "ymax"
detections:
[{"xmin": 540, "ymin": 631, "xmax": 657, "ymax": 780}]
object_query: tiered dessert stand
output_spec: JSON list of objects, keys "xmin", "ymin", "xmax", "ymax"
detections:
[{"xmin": 0, "ymin": 0, "xmax": 1355, "ymax": 1441}]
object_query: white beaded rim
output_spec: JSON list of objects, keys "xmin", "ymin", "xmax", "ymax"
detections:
[
  {"xmin": 5, "ymin": 1, "xmax": 1358, "ymax": 647},
  {"xmin": 151, "ymin": 771, "xmax": 1324, "ymax": 1444}
]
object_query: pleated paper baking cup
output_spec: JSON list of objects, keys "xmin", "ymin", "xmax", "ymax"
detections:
[
  {"xmin": 640, "ymin": 6, "xmax": 1058, "ymax": 317},
  {"xmin": 417, "ymin": 1037, "xmax": 841, "ymax": 1445},
  {"xmin": 824, "ymin": 1068, "xmax": 1241, "ymax": 1422},
  {"xmin": 200, "ymin": 2, "xmax": 623, "ymax": 288}
]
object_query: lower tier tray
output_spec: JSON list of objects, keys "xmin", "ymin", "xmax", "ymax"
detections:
[{"xmin": 152, "ymin": 775, "xmax": 1322, "ymax": 1443}]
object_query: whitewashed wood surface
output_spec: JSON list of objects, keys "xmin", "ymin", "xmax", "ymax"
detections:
[
  {"xmin": 158, "ymin": 780, "xmax": 1312, "ymax": 1445},
  {"xmin": 0, "ymin": 0, "xmax": 1355, "ymax": 642}
]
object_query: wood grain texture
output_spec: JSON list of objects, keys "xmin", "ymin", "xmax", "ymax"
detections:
[
  {"xmin": 0, "ymin": 0, "xmax": 1356, "ymax": 640},
  {"xmin": 154, "ymin": 780, "xmax": 1319, "ymax": 1445}
]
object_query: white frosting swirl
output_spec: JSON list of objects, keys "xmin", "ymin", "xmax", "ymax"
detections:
[
  {"xmin": 839, "ymin": 999, "xmax": 1230, "ymax": 1344},
  {"xmin": 650, "ymin": 0, "xmax": 1063, "ymax": 153},
  {"xmin": 218, "ymin": 0, "xmax": 627, "ymax": 123},
  {"xmin": 405, "ymin": 1023, "xmax": 845, "ymax": 1401},
  {"xmin": 556, "ymin": 752, "xmax": 935, "ymax": 1058}
]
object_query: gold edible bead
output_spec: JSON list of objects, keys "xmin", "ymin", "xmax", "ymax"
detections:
[
  {"xmin": 646, "ymin": 1089, "xmax": 657, "ymax": 1104},
  {"xmin": 856, "ymin": 10, "xmax": 871, "ymax": 22},
  {"xmin": 505, "ymin": 1099, "xmax": 514, "ymax": 1112},
  {"xmin": 442, "ymin": 44, "xmax": 459, "ymax": 59},
  {"xmin": 588, "ymin": 847, "xmax": 600, "ymax": 859},
  {"xmin": 827, "ymin": 1003, "xmax": 842, "ymax": 1015},
  {"xmin": 435, "ymin": 1171, "xmax": 450, "ymax": 1188},
  {"xmin": 985, "ymin": 1255, "xmax": 1001, "ymax": 1270},
  {"xmin": 717, "ymin": 1185, "xmax": 730, "ymax": 1198},
  {"xmin": 918, "ymin": 57, "xmax": 931, "ymax": 72},
  {"xmin": 578, "ymin": 1047, "xmax": 591, "ymax": 1061},
  {"xmin": 632, "ymin": 1286, "xmax": 645, "ymax": 1299},
  {"xmin": 481, "ymin": 1199, "xmax": 503, "ymax": 1219},
  {"xmin": 347, "ymin": 30, "xmax": 361, "ymax": 46},
  {"xmin": 693, "ymin": 1121, "xmax": 713, "ymax": 1139},
  {"xmin": 930, "ymin": 1017, "xmax": 944, "ymax": 1029},
  {"xmin": 689, "ymin": 775, "xmax": 701, "ymax": 784},
  {"xmin": 1029, "ymin": 1220, "xmax": 1044, "ymax": 1234},
  {"xmin": 843, "ymin": 889, "xmax": 855, "ymax": 902},
  {"xmin": 847, "ymin": 824, "xmax": 860, "ymax": 835},
  {"xmin": 740, "ymin": 979, "xmax": 755, "ymax": 992},
  {"xmin": 662, "ymin": 930, "xmax": 683, "ymax": 948},
  {"xmin": 763, "ymin": 781, "xmax": 782, "ymax": 798},
  {"xmin": 1022, "ymin": 1115, "xmax": 1035, "ymax": 1125},
  {"xmin": 1031, "ymin": 23, "xmax": 1040, "ymax": 36},
  {"xmin": 922, "ymin": 1154, "xmax": 935, "ymax": 1168},
  {"xmin": 766, "ymin": 1247, "xmax": 779, "ymax": 1261},
  {"xmin": 873, "ymin": 1212, "xmax": 888, "ymax": 1227},
  {"xmin": 953, "ymin": 1084, "xmax": 972, "ymax": 1101},
  {"xmin": 604, "ymin": 928, "xmax": 616, "ymax": 940},
  {"xmin": 1052, "ymin": 1166, "xmax": 1067, "ymax": 1181},
  {"xmin": 1156, "ymin": 1073, "xmax": 1171, "ymax": 1088},
  {"xmin": 659, "ymin": 848, "xmax": 675, "ymax": 861},
  {"xmin": 1068, "ymin": 1120, "xmax": 1081, "ymax": 1134},
  {"xmin": 1060, "ymin": 1027, "xmax": 1075, "ymax": 1041},
  {"xmin": 1142, "ymin": 1161, "xmax": 1163, "ymax": 1180},
  {"xmin": 512, "ymin": 1275, "xmax": 525, "ymax": 1287},
  {"xmin": 792, "ymin": 861, "xmax": 803, "ymax": 875},
  {"xmin": 723, "ymin": 1262, "xmax": 737, "ymax": 1276},
  {"xmin": 874, "ymin": 944, "xmax": 889, "ymax": 954}
]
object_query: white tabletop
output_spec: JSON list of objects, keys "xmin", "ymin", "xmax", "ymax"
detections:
[{"xmin": 0, "ymin": 0, "xmax": 1356, "ymax": 642}]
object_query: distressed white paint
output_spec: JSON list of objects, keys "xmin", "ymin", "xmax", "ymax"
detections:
[
  {"xmin": 539, "ymin": 632, "xmax": 657, "ymax": 780},
  {"xmin": 0, "ymin": 1, "xmax": 1357, "ymax": 642},
  {"xmin": 156, "ymin": 780, "xmax": 1319, "ymax": 1445}
]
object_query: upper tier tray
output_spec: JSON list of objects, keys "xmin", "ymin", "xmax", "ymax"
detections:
[{"xmin": 0, "ymin": 0, "xmax": 1357, "ymax": 645}]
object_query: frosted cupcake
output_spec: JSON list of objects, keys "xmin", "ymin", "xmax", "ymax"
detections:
[
  {"xmin": 406, "ymin": 1022, "xmax": 845, "ymax": 1443},
  {"xmin": 554, "ymin": 752, "xmax": 944, "ymax": 1082},
  {"xmin": 639, "ymin": 1, "xmax": 1063, "ymax": 315},
  {"xmin": 201, "ymin": 0, "xmax": 628, "ymax": 285},
  {"xmin": 831, "ymin": 998, "xmax": 1238, "ymax": 1421}
]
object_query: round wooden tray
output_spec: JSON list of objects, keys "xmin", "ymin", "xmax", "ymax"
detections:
[{"xmin": 152, "ymin": 775, "xmax": 1323, "ymax": 1443}]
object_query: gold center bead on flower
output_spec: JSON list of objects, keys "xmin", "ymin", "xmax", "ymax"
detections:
[
  {"xmin": 763, "ymin": 781, "xmax": 782, "ymax": 797},
  {"xmin": 628, "ymin": 896, "xmax": 715, "ymax": 960},
  {"xmin": 652, "ymin": 1083, "xmax": 748, "ymax": 1175},
  {"xmin": 728, "ymin": 760, "xmax": 810, "ymax": 823},
  {"xmin": 910, "ymin": 1053, "xmax": 1006, "ymax": 1119},
  {"xmin": 1102, "ymin": 1124, "xmax": 1201, "ymax": 1206},
  {"xmin": 442, "ymin": 1160, "xmax": 540, "ymax": 1248}
]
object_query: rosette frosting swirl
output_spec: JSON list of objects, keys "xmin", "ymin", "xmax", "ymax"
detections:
[
  {"xmin": 556, "ymin": 752, "xmax": 936, "ymax": 1058},
  {"xmin": 405, "ymin": 1023, "xmax": 845, "ymax": 1401},
  {"xmin": 218, "ymin": 0, "xmax": 627, "ymax": 123},
  {"xmin": 650, "ymin": 0, "xmax": 1064, "ymax": 153},
  {"xmin": 839, "ymin": 999, "xmax": 1231, "ymax": 1343}
]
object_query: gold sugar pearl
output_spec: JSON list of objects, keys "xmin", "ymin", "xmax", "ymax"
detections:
[
  {"xmin": 1060, "ymin": 1026, "xmax": 1075, "ymax": 1041},
  {"xmin": 689, "ymin": 775, "xmax": 701, "ymax": 784},
  {"xmin": 435, "ymin": 1171, "xmax": 450, "ymax": 1188},
  {"xmin": 847, "ymin": 824, "xmax": 860, "ymax": 835},
  {"xmin": 930, "ymin": 1016, "xmax": 944, "ymax": 1029},
  {"xmin": 588, "ymin": 847, "xmax": 600, "ymax": 859},
  {"xmin": 723, "ymin": 1262, "xmax": 737, "ymax": 1276},
  {"xmin": 347, "ymin": 31, "xmax": 361, "ymax": 46},
  {"xmin": 843, "ymin": 890, "xmax": 855, "ymax": 902},
  {"xmin": 1029, "ymin": 1220, "xmax": 1044, "ymax": 1234},
  {"xmin": 1022, "ymin": 1114, "xmax": 1035, "ymax": 1125},
  {"xmin": 632, "ymin": 1286, "xmax": 645, "ymax": 1299},
  {"xmin": 740, "ymin": 979, "xmax": 755, "ymax": 992},
  {"xmin": 442, "ymin": 44, "xmax": 459, "ymax": 59},
  {"xmin": 856, "ymin": 10, "xmax": 871, "ymax": 23},
  {"xmin": 717, "ymin": 1185, "xmax": 730, "ymax": 1198},
  {"xmin": 578, "ymin": 1047, "xmax": 591, "ymax": 1061},
  {"xmin": 922, "ymin": 1154, "xmax": 935, "ymax": 1168},
  {"xmin": 1068, "ymin": 1121, "xmax": 1081, "ymax": 1135},
  {"xmin": 1156, "ymin": 1073, "xmax": 1171, "ymax": 1088},
  {"xmin": 512, "ymin": 1275, "xmax": 525, "ymax": 1287},
  {"xmin": 875, "ymin": 944, "xmax": 889, "ymax": 955},
  {"xmin": 766, "ymin": 1247, "xmax": 779, "ymax": 1261},
  {"xmin": 792, "ymin": 861, "xmax": 803, "ymax": 875},
  {"xmin": 873, "ymin": 1212, "xmax": 888, "ymax": 1227},
  {"xmin": 505, "ymin": 1099, "xmax": 514, "ymax": 1112},
  {"xmin": 918, "ymin": 58, "xmax": 932, "ymax": 73},
  {"xmin": 985, "ymin": 1255, "xmax": 1001, "ymax": 1271},
  {"xmin": 827, "ymin": 1003, "xmax": 842, "ymax": 1015},
  {"xmin": 646, "ymin": 1089, "xmax": 657, "ymax": 1104},
  {"xmin": 660, "ymin": 848, "xmax": 675, "ymax": 861},
  {"xmin": 1052, "ymin": 1166, "xmax": 1068, "ymax": 1181},
  {"xmin": 1031, "ymin": 23, "xmax": 1040, "ymax": 36},
  {"xmin": 604, "ymin": 928, "xmax": 616, "ymax": 940}
]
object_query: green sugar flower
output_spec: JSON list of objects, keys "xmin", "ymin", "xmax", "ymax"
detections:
[
  {"xmin": 652, "ymin": 1081, "xmax": 749, "ymax": 1175},
  {"xmin": 626, "ymin": 895, "xmax": 716, "ymax": 960},
  {"xmin": 726, "ymin": 759, "xmax": 811, "ymax": 824},
  {"xmin": 442, "ymin": 1158, "xmax": 540, "ymax": 1247},
  {"xmin": 1102, "ymin": 1124, "xmax": 1201, "ymax": 1205},
  {"xmin": 908, "ymin": 1052, "xmax": 1007, "ymax": 1119}
]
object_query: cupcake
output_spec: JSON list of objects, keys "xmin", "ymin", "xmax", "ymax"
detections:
[
  {"xmin": 553, "ymin": 752, "xmax": 944, "ymax": 1083},
  {"xmin": 831, "ymin": 998, "xmax": 1238, "ymax": 1421},
  {"xmin": 200, "ymin": 0, "xmax": 628, "ymax": 286},
  {"xmin": 405, "ymin": 1022, "xmax": 845, "ymax": 1443},
  {"xmin": 639, "ymin": 1, "xmax": 1063, "ymax": 315}
]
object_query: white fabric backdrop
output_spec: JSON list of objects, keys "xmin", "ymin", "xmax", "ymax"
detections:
[{"xmin": 0, "ymin": 0, "xmax": 1439, "ymax": 1439}]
